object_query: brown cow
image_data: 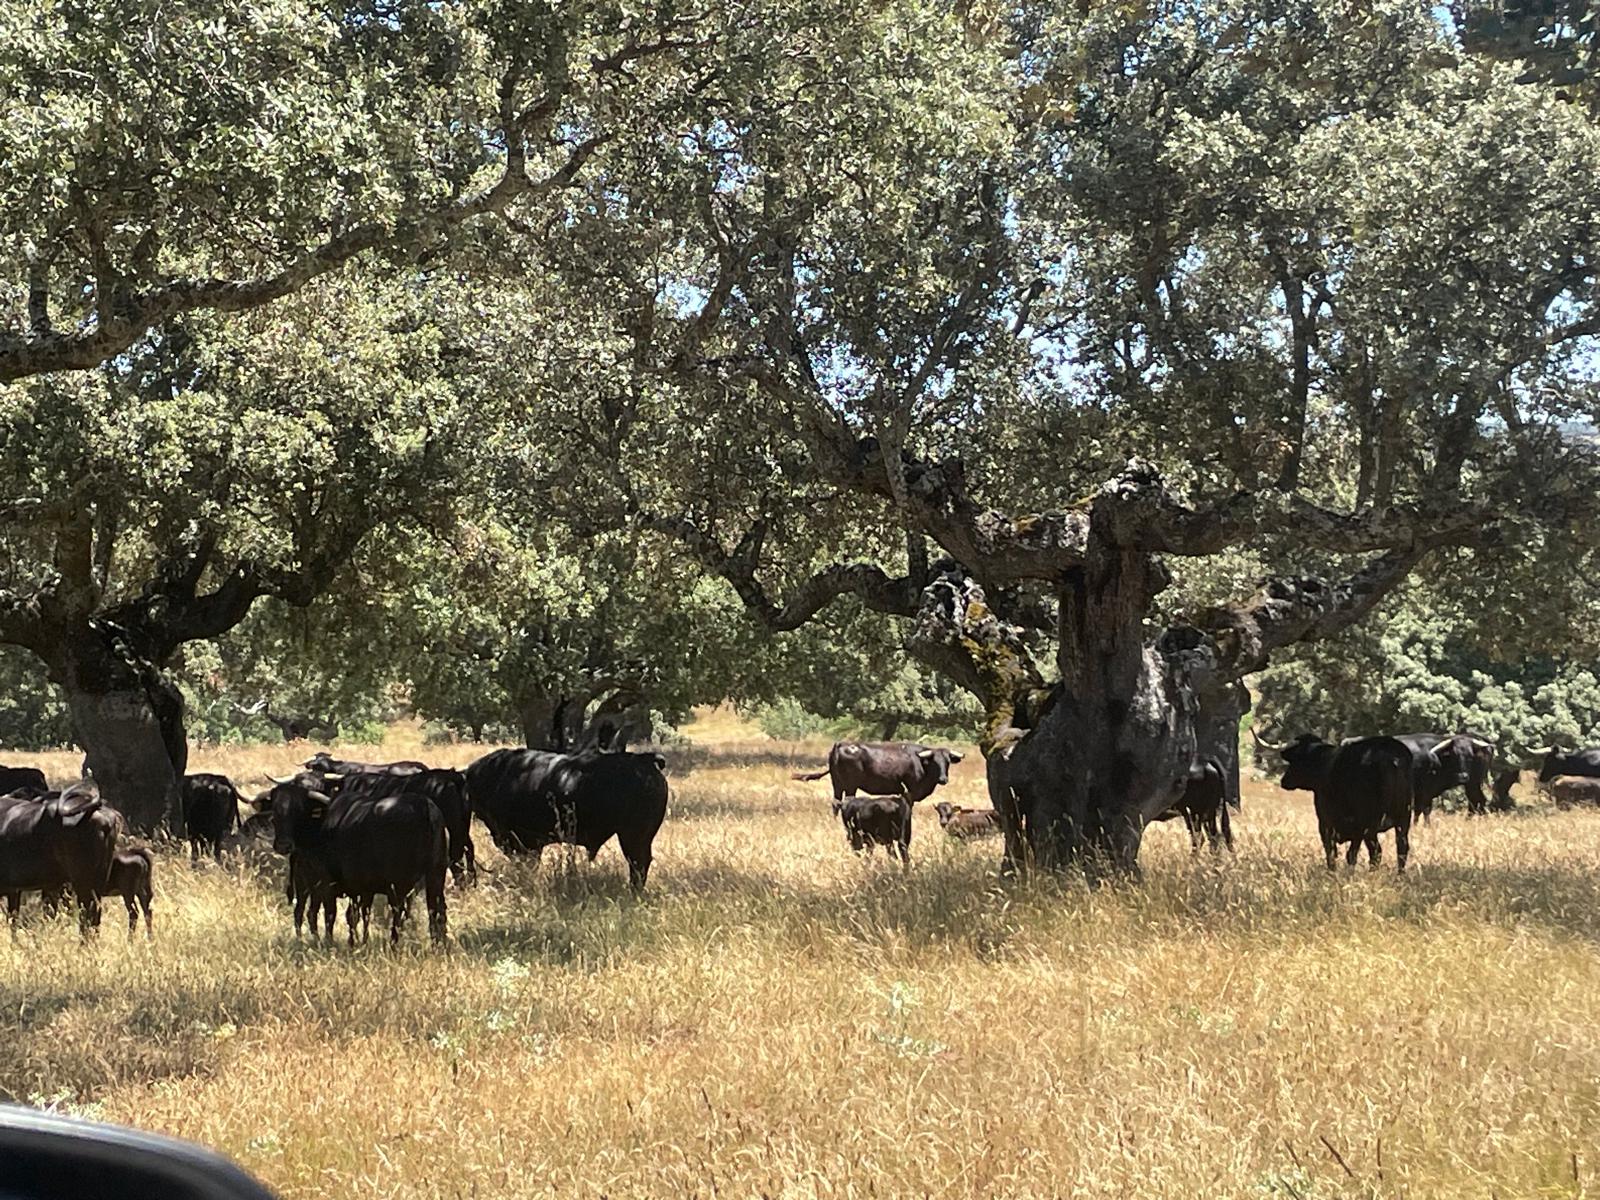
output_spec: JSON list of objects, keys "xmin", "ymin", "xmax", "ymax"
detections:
[
  {"xmin": 794, "ymin": 742, "xmax": 963, "ymax": 804},
  {"xmin": 933, "ymin": 802, "xmax": 1002, "ymax": 839},
  {"xmin": 1547, "ymin": 775, "xmax": 1600, "ymax": 809},
  {"xmin": 102, "ymin": 848, "xmax": 154, "ymax": 938},
  {"xmin": 836, "ymin": 795, "xmax": 912, "ymax": 862}
]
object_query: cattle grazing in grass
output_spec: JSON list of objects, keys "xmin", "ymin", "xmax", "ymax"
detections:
[
  {"xmin": 933, "ymin": 802, "xmax": 1002, "ymax": 840},
  {"xmin": 1539, "ymin": 747, "xmax": 1600, "ymax": 783},
  {"xmin": 1267, "ymin": 733, "xmax": 1416, "ymax": 871},
  {"xmin": 1546, "ymin": 775, "xmax": 1600, "ymax": 809},
  {"xmin": 180, "ymin": 772, "xmax": 242, "ymax": 861},
  {"xmin": 466, "ymin": 748, "xmax": 669, "ymax": 895},
  {"xmin": 1391, "ymin": 733, "xmax": 1496, "ymax": 818},
  {"xmin": 1147, "ymin": 759, "xmax": 1234, "ymax": 853},
  {"xmin": 269, "ymin": 779, "xmax": 447, "ymax": 946},
  {"xmin": 332, "ymin": 769, "xmax": 475, "ymax": 886},
  {"xmin": 102, "ymin": 848, "xmax": 154, "ymax": 938},
  {"xmin": 0, "ymin": 789, "xmax": 119, "ymax": 934},
  {"xmin": 793, "ymin": 742, "xmax": 963, "ymax": 804},
  {"xmin": 836, "ymin": 795, "xmax": 912, "ymax": 861},
  {"xmin": 0, "ymin": 765, "xmax": 48, "ymax": 797}
]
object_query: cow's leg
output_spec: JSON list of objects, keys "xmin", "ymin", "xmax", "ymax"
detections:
[
  {"xmin": 464, "ymin": 834, "xmax": 476, "ymax": 885},
  {"xmin": 124, "ymin": 896, "xmax": 138, "ymax": 939},
  {"xmin": 1344, "ymin": 838, "xmax": 1361, "ymax": 867},
  {"xmin": 618, "ymin": 831, "xmax": 654, "ymax": 896},
  {"xmin": 1183, "ymin": 811, "xmax": 1203, "ymax": 853},
  {"xmin": 212, "ymin": 837, "xmax": 224, "ymax": 864},
  {"xmin": 140, "ymin": 891, "xmax": 153, "ymax": 939},
  {"xmin": 5, "ymin": 892, "xmax": 18, "ymax": 936},
  {"xmin": 1364, "ymin": 834, "xmax": 1382, "ymax": 868},
  {"xmin": 1320, "ymin": 824, "xmax": 1339, "ymax": 870},
  {"xmin": 389, "ymin": 888, "xmax": 407, "ymax": 946},
  {"xmin": 426, "ymin": 866, "xmax": 448, "ymax": 945},
  {"xmin": 1394, "ymin": 818, "xmax": 1412, "ymax": 873},
  {"xmin": 189, "ymin": 838, "xmax": 200, "ymax": 864},
  {"xmin": 293, "ymin": 891, "xmax": 307, "ymax": 938},
  {"xmin": 346, "ymin": 898, "xmax": 359, "ymax": 947},
  {"xmin": 75, "ymin": 887, "xmax": 100, "ymax": 939},
  {"xmin": 1220, "ymin": 804, "xmax": 1235, "ymax": 854}
]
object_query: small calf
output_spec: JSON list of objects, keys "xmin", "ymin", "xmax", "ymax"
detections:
[
  {"xmin": 933, "ymin": 802, "xmax": 1002, "ymax": 839},
  {"xmin": 1547, "ymin": 775, "xmax": 1600, "ymax": 810},
  {"xmin": 835, "ymin": 795, "xmax": 912, "ymax": 863},
  {"xmin": 103, "ymin": 848, "xmax": 154, "ymax": 938},
  {"xmin": 1148, "ymin": 759, "xmax": 1233, "ymax": 853}
]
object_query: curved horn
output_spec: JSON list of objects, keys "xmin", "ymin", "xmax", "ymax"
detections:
[
  {"xmin": 1249, "ymin": 725, "xmax": 1289, "ymax": 754},
  {"xmin": 320, "ymin": 771, "xmax": 345, "ymax": 782},
  {"xmin": 264, "ymin": 773, "xmax": 294, "ymax": 785},
  {"xmin": 1429, "ymin": 737, "xmax": 1457, "ymax": 755}
]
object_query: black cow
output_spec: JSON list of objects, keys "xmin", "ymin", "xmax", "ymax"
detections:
[
  {"xmin": 793, "ymin": 742, "xmax": 963, "ymax": 804},
  {"xmin": 466, "ymin": 748, "xmax": 669, "ymax": 894},
  {"xmin": 1272, "ymin": 734, "xmax": 1416, "ymax": 871},
  {"xmin": 1392, "ymin": 733, "xmax": 1495, "ymax": 817},
  {"xmin": 180, "ymin": 773, "xmax": 241, "ymax": 861},
  {"xmin": 837, "ymin": 795, "xmax": 912, "ymax": 861},
  {"xmin": 303, "ymin": 752, "xmax": 426, "ymax": 778},
  {"xmin": 0, "ymin": 765, "xmax": 48, "ymax": 797},
  {"xmin": 331, "ymin": 769, "xmax": 475, "ymax": 886},
  {"xmin": 1148, "ymin": 759, "xmax": 1234, "ymax": 853},
  {"xmin": 269, "ymin": 780, "xmax": 447, "ymax": 946},
  {"xmin": 0, "ymin": 790, "xmax": 119, "ymax": 934},
  {"xmin": 1539, "ymin": 747, "xmax": 1600, "ymax": 783}
]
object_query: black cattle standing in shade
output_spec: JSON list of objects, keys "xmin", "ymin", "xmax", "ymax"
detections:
[{"xmin": 466, "ymin": 747, "xmax": 669, "ymax": 895}]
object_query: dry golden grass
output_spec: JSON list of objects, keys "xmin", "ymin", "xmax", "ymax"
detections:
[{"xmin": 5, "ymin": 712, "xmax": 1600, "ymax": 1198}]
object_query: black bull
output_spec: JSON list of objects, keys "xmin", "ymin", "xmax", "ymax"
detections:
[
  {"xmin": 1540, "ymin": 746, "xmax": 1600, "ymax": 782},
  {"xmin": 330, "ymin": 769, "xmax": 476, "ymax": 885},
  {"xmin": 465, "ymin": 748, "xmax": 669, "ymax": 894},
  {"xmin": 1392, "ymin": 733, "xmax": 1496, "ymax": 816},
  {"xmin": 1274, "ymin": 734, "xmax": 1417, "ymax": 871}
]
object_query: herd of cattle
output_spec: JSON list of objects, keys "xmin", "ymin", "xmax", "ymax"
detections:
[{"xmin": 1, "ymin": 727, "xmax": 1599, "ymax": 945}]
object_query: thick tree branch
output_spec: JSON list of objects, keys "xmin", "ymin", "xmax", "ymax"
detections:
[
  {"xmin": 1176, "ymin": 546, "xmax": 1429, "ymax": 679},
  {"xmin": 646, "ymin": 515, "xmax": 922, "ymax": 630}
]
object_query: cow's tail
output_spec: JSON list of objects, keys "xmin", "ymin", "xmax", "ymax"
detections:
[{"xmin": 791, "ymin": 769, "xmax": 830, "ymax": 782}]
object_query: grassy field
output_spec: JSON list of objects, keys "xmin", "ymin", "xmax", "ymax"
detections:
[{"xmin": 3, "ymin": 712, "xmax": 1600, "ymax": 1199}]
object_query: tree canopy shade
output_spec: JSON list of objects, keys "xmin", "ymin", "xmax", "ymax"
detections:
[
  {"xmin": 2, "ymin": 0, "xmax": 1598, "ymax": 859},
  {"xmin": 541, "ymin": 0, "xmax": 1600, "ymax": 870},
  {"xmin": 0, "ymin": 276, "xmax": 474, "ymax": 824}
]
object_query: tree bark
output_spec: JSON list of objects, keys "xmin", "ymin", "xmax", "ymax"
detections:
[
  {"xmin": 51, "ymin": 628, "xmax": 186, "ymax": 831},
  {"xmin": 517, "ymin": 693, "xmax": 563, "ymax": 751},
  {"xmin": 1000, "ymin": 530, "xmax": 1194, "ymax": 874}
]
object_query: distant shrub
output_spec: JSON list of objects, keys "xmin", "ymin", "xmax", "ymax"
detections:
[
  {"xmin": 343, "ymin": 720, "xmax": 389, "ymax": 745},
  {"xmin": 754, "ymin": 698, "xmax": 833, "ymax": 740}
]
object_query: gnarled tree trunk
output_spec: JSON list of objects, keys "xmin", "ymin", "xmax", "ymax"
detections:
[
  {"xmin": 1001, "ymin": 534, "xmax": 1195, "ymax": 873},
  {"xmin": 51, "ymin": 628, "xmax": 187, "ymax": 832}
]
